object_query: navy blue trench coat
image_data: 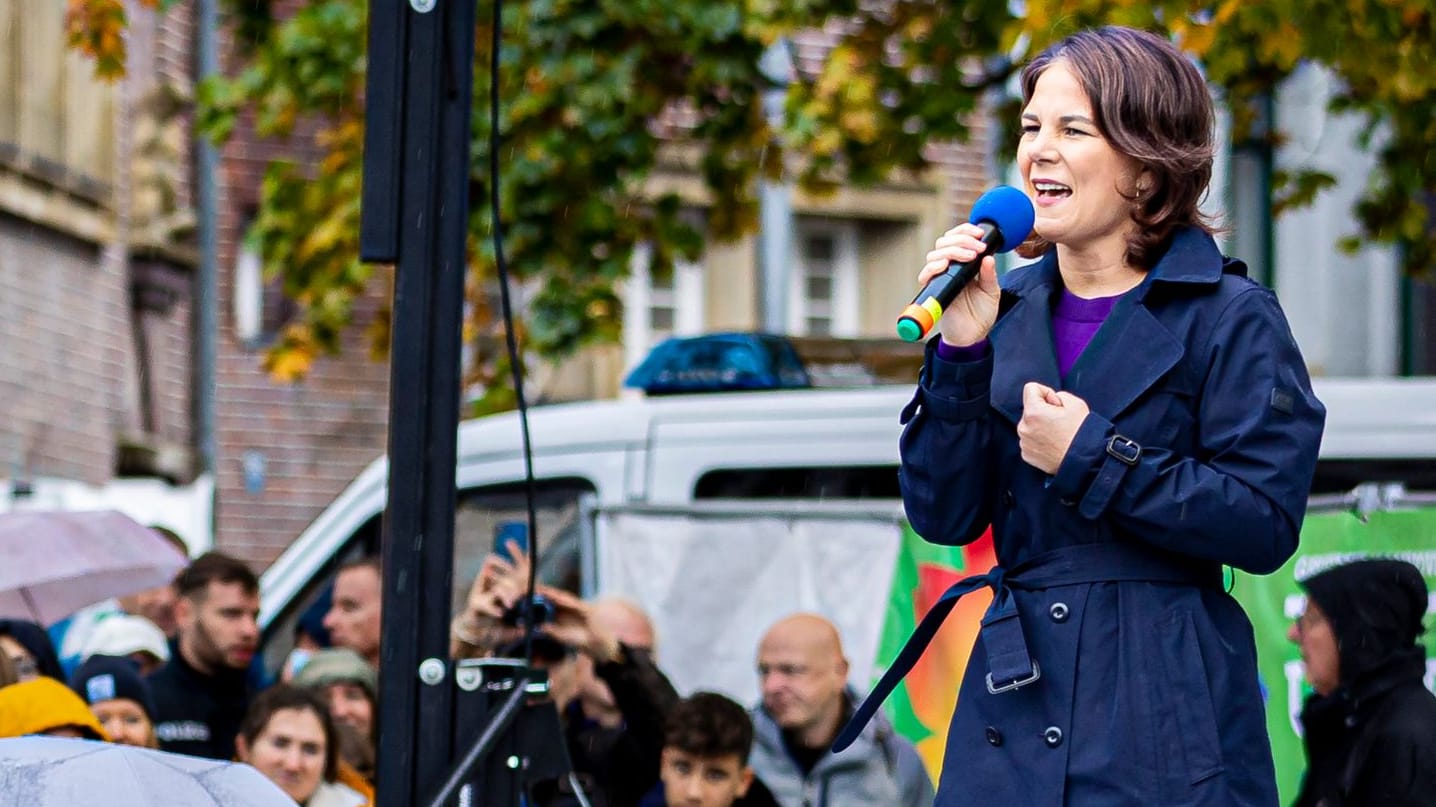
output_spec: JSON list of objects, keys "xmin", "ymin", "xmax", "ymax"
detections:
[{"xmin": 870, "ymin": 228, "xmax": 1325, "ymax": 806}]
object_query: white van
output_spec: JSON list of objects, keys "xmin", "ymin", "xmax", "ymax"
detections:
[{"xmin": 256, "ymin": 376, "xmax": 1436, "ymax": 671}]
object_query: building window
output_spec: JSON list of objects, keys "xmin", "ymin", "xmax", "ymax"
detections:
[
  {"xmin": 623, "ymin": 242, "xmax": 705, "ymax": 370},
  {"xmin": 789, "ymin": 219, "xmax": 859, "ymax": 337},
  {"xmin": 232, "ymin": 219, "xmax": 297, "ymax": 348}
]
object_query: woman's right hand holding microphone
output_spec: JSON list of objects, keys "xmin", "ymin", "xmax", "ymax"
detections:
[{"xmin": 921, "ymin": 223, "xmax": 1001, "ymax": 347}]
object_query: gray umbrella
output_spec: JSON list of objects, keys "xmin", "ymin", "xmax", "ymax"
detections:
[
  {"xmin": 0, "ymin": 736, "xmax": 298, "ymax": 806},
  {"xmin": 0, "ymin": 510, "xmax": 188, "ymax": 625}
]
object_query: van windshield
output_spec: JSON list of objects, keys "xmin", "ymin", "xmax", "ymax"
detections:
[
  {"xmin": 452, "ymin": 480, "xmax": 595, "ymax": 614},
  {"xmin": 259, "ymin": 479, "xmax": 595, "ymax": 679}
]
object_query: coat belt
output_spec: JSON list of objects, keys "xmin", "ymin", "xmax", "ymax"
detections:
[{"xmin": 832, "ymin": 541, "xmax": 1221, "ymax": 752}]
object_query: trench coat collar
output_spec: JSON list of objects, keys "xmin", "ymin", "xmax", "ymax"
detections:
[{"xmin": 989, "ymin": 227, "xmax": 1230, "ymax": 423}]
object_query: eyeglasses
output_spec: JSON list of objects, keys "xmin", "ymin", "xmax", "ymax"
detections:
[
  {"xmin": 9, "ymin": 655, "xmax": 38, "ymax": 681},
  {"xmin": 1293, "ymin": 607, "xmax": 1328, "ymax": 637}
]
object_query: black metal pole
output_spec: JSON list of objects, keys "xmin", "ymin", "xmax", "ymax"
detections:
[{"xmin": 367, "ymin": 0, "xmax": 478, "ymax": 804}]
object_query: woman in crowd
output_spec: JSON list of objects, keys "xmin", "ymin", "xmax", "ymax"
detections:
[
  {"xmin": 235, "ymin": 685, "xmax": 373, "ymax": 807},
  {"xmin": 292, "ymin": 647, "xmax": 378, "ymax": 781},
  {"xmin": 69, "ymin": 654, "xmax": 160, "ymax": 748},
  {"xmin": 0, "ymin": 618, "xmax": 64, "ymax": 682}
]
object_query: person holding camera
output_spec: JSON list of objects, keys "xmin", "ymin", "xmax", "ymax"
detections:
[{"xmin": 452, "ymin": 544, "xmax": 681, "ymax": 806}]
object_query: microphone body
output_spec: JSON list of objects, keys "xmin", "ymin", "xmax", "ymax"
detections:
[
  {"xmin": 895, "ymin": 185, "xmax": 1035, "ymax": 342},
  {"xmin": 895, "ymin": 222, "xmax": 1003, "ymax": 342}
]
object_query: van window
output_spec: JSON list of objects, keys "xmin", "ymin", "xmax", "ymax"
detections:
[
  {"xmin": 451, "ymin": 479, "xmax": 596, "ymax": 614},
  {"xmin": 260, "ymin": 516, "xmax": 380, "ymax": 677},
  {"xmin": 258, "ymin": 479, "xmax": 595, "ymax": 679},
  {"xmin": 693, "ymin": 465, "xmax": 900, "ymax": 499}
]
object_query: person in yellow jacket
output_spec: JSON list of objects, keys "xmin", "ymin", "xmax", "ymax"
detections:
[{"xmin": 0, "ymin": 676, "xmax": 109, "ymax": 740}]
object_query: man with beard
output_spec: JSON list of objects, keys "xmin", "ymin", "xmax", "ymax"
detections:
[{"xmin": 147, "ymin": 552, "xmax": 260, "ymax": 759}]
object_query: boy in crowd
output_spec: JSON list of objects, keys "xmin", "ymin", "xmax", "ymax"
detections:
[{"xmin": 642, "ymin": 692, "xmax": 778, "ymax": 807}]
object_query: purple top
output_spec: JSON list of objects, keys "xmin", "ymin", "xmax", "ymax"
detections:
[
  {"xmin": 1051, "ymin": 289, "xmax": 1123, "ymax": 376},
  {"xmin": 933, "ymin": 289, "xmax": 1125, "ymax": 378}
]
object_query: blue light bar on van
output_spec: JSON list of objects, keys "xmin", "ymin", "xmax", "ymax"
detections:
[{"xmin": 624, "ymin": 333, "xmax": 812, "ymax": 395}]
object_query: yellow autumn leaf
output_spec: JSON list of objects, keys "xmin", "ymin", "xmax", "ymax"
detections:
[
  {"xmin": 294, "ymin": 213, "xmax": 349, "ymax": 263},
  {"xmin": 264, "ymin": 326, "xmax": 319, "ymax": 382},
  {"xmin": 1265, "ymin": 22, "xmax": 1305, "ymax": 68},
  {"xmin": 811, "ymin": 127, "xmax": 843, "ymax": 157},
  {"xmin": 1178, "ymin": 21, "xmax": 1217, "ymax": 56},
  {"xmin": 841, "ymin": 107, "xmax": 881, "ymax": 143}
]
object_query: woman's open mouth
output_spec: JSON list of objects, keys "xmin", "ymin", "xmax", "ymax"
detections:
[{"xmin": 1032, "ymin": 180, "xmax": 1072, "ymax": 201}]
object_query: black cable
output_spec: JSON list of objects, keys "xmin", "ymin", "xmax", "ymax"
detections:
[{"xmin": 486, "ymin": 0, "xmax": 542, "ymax": 668}]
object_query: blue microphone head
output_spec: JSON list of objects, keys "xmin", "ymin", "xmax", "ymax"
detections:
[{"xmin": 969, "ymin": 185, "xmax": 1035, "ymax": 253}]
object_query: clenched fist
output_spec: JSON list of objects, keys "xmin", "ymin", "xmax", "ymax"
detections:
[{"xmin": 1017, "ymin": 382, "xmax": 1090, "ymax": 474}]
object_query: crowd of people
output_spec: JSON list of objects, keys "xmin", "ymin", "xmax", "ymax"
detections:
[
  {"xmin": 0, "ymin": 534, "xmax": 939, "ymax": 807},
  {"xmin": 0, "ymin": 523, "xmax": 1428, "ymax": 806}
]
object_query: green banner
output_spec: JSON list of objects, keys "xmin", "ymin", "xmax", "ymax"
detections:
[{"xmin": 1231, "ymin": 507, "xmax": 1436, "ymax": 804}]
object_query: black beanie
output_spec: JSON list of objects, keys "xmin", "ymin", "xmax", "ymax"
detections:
[
  {"xmin": 70, "ymin": 655, "xmax": 157, "ymax": 721},
  {"xmin": 1299, "ymin": 558, "xmax": 1429, "ymax": 684}
]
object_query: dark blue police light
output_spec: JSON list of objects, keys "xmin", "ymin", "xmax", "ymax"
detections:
[{"xmin": 624, "ymin": 333, "xmax": 812, "ymax": 395}]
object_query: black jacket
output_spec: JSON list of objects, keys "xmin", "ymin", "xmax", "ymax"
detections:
[
  {"xmin": 533, "ymin": 644, "xmax": 679, "ymax": 807},
  {"xmin": 146, "ymin": 642, "xmax": 251, "ymax": 760},
  {"xmin": 1293, "ymin": 560, "xmax": 1436, "ymax": 806}
]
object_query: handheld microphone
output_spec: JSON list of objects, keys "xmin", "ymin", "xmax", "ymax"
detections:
[{"xmin": 895, "ymin": 186, "xmax": 1035, "ymax": 342}]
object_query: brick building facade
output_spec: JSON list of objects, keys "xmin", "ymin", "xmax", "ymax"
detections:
[{"xmin": 0, "ymin": 1, "xmax": 207, "ymax": 544}]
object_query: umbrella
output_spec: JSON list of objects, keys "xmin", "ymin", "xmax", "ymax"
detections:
[
  {"xmin": 0, "ymin": 736, "xmax": 297, "ymax": 806},
  {"xmin": 0, "ymin": 510, "xmax": 188, "ymax": 626}
]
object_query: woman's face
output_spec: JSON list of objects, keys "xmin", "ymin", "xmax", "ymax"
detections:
[
  {"xmin": 1017, "ymin": 61, "xmax": 1144, "ymax": 259},
  {"xmin": 322, "ymin": 682, "xmax": 374, "ymax": 739},
  {"xmin": 92, "ymin": 698, "xmax": 156, "ymax": 748},
  {"xmin": 0, "ymin": 636, "xmax": 38, "ymax": 682},
  {"xmin": 1288, "ymin": 601, "xmax": 1341, "ymax": 696},
  {"xmin": 238, "ymin": 707, "xmax": 328, "ymax": 804}
]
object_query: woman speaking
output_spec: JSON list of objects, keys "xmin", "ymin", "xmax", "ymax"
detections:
[{"xmin": 841, "ymin": 25, "xmax": 1326, "ymax": 806}]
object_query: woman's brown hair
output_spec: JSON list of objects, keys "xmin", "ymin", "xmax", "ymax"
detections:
[
  {"xmin": 237, "ymin": 685, "xmax": 340, "ymax": 784},
  {"xmin": 1019, "ymin": 26, "xmax": 1217, "ymax": 268}
]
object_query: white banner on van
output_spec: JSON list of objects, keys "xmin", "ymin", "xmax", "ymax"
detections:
[{"xmin": 596, "ymin": 512, "xmax": 901, "ymax": 705}]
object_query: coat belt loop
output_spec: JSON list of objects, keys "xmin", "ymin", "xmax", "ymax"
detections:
[{"xmin": 980, "ymin": 587, "xmax": 1040, "ymax": 694}]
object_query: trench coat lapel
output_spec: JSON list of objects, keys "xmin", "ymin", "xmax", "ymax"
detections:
[
  {"xmin": 1063, "ymin": 229, "xmax": 1232, "ymax": 418},
  {"xmin": 989, "ymin": 229, "xmax": 1226, "ymax": 424},
  {"xmin": 989, "ymin": 269, "xmax": 1061, "ymax": 424},
  {"xmin": 1061, "ymin": 299, "xmax": 1185, "ymax": 420}
]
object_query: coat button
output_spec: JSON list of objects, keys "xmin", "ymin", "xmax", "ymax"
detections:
[
  {"xmin": 1049, "ymin": 602, "xmax": 1069, "ymax": 623},
  {"xmin": 1002, "ymin": 490, "xmax": 1016, "ymax": 508},
  {"xmin": 1043, "ymin": 726, "xmax": 1063, "ymax": 748},
  {"xmin": 985, "ymin": 726, "xmax": 1003, "ymax": 747}
]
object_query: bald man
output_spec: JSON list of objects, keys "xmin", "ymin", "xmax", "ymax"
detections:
[{"xmin": 749, "ymin": 613, "xmax": 932, "ymax": 807}]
